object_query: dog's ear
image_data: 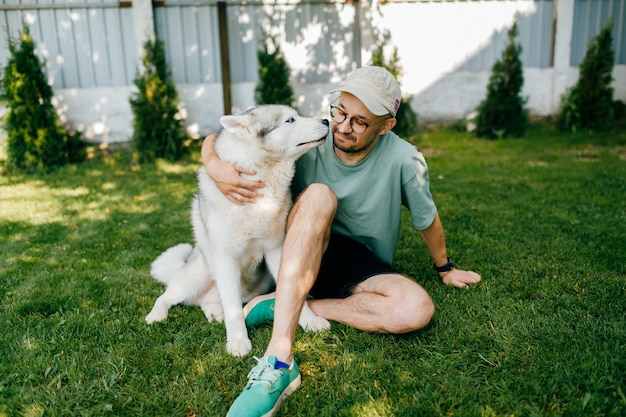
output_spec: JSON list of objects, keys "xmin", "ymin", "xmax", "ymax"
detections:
[{"xmin": 220, "ymin": 114, "xmax": 250, "ymax": 136}]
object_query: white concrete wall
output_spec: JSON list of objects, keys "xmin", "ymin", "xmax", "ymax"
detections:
[
  {"xmin": 54, "ymin": 87, "xmax": 133, "ymax": 143},
  {"xmin": 50, "ymin": 64, "xmax": 624, "ymax": 143},
  {"xmin": 50, "ymin": 80, "xmax": 340, "ymax": 142}
]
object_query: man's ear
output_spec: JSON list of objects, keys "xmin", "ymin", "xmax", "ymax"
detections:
[{"xmin": 379, "ymin": 118, "xmax": 397, "ymax": 135}]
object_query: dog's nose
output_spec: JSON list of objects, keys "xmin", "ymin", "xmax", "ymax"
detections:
[{"xmin": 322, "ymin": 119, "xmax": 329, "ymax": 126}]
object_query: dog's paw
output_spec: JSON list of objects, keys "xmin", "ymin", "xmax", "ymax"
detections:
[
  {"xmin": 201, "ymin": 303, "xmax": 224, "ymax": 323},
  {"xmin": 226, "ymin": 337, "xmax": 253, "ymax": 357},
  {"xmin": 145, "ymin": 308, "xmax": 168, "ymax": 324},
  {"xmin": 299, "ymin": 312, "xmax": 331, "ymax": 332}
]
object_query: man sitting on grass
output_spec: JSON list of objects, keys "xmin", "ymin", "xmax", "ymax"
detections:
[{"xmin": 202, "ymin": 66, "xmax": 481, "ymax": 417}]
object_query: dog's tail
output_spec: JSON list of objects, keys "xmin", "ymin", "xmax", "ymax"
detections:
[{"xmin": 150, "ymin": 243, "xmax": 193, "ymax": 284}]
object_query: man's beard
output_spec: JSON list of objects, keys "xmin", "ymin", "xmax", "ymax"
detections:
[{"xmin": 332, "ymin": 126, "xmax": 380, "ymax": 154}]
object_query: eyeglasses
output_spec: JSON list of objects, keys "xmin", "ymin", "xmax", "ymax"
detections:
[{"xmin": 330, "ymin": 106, "xmax": 386, "ymax": 134}]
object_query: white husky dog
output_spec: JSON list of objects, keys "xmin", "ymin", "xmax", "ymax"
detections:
[{"xmin": 145, "ymin": 105, "xmax": 331, "ymax": 357}]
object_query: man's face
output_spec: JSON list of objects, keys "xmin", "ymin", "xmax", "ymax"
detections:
[{"xmin": 331, "ymin": 93, "xmax": 390, "ymax": 158}]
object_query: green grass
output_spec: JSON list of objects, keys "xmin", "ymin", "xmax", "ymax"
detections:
[{"xmin": 1, "ymin": 122, "xmax": 625, "ymax": 417}]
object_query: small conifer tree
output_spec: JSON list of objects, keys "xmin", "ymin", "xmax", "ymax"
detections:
[
  {"xmin": 371, "ymin": 46, "xmax": 418, "ymax": 139},
  {"xmin": 558, "ymin": 20, "xmax": 615, "ymax": 132},
  {"xmin": 475, "ymin": 22, "xmax": 528, "ymax": 139},
  {"xmin": 255, "ymin": 38, "xmax": 295, "ymax": 107},
  {"xmin": 130, "ymin": 35, "xmax": 188, "ymax": 163},
  {"xmin": 1, "ymin": 23, "xmax": 84, "ymax": 173}
]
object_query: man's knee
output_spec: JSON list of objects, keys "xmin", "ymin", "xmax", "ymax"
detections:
[
  {"xmin": 293, "ymin": 183, "xmax": 337, "ymax": 220},
  {"xmin": 288, "ymin": 183, "xmax": 337, "ymax": 237},
  {"xmin": 388, "ymin": 288, "xmax": 435, "ymax": 334},
  {"xmin": 302, "ymin": 183, "xmax": 337, "ymax": 212},
  {"xmin": 411, "ymin": 295, "xmax": 435, "ymax": 330}
]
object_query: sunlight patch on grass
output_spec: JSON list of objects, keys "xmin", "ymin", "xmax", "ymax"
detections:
[
  {"xmin": 527, "ymin": 159, "xmax": 549, "ymax": 167},
  {"xmin": 1, "ymin": 181, "xmax": 105, "ymax": 224},
  {"xmin": 481, "ymin": 405, "xmax": 517, "ymax": 417},
  {"xmin": 21, "ymin": 335, "xmax": 38, "ymax": 350},
  {"xmin": 101, "ymin": 181, "xmax": 117, "ymax": 191},
  {"xmin": 21, "ymin": 405, "xmax": 44, "ymax": 417},
  {"xmin": 156, "ymin": 158, "xmax": 199, "ymax": 174},
  {"xmin": 348, "ymin": 397, "xmax": 393, "ymax": 417},
  {"xmin": 1, "ymin": 183, "xmax": 61, "ymax": 222},
  {"xmin": 192, "ymin": 358, "xmax": 207, "ymax": 377},
  {"xmin": 57, "ymin": 186, "xmax": 90, "ymax": 197}
]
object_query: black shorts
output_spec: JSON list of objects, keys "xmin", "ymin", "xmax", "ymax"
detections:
[{"xmin": 309, "ymin": 234, "xmax": 397, "ymax": 299}]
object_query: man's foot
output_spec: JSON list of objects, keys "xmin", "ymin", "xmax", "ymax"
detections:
[
  {"xmin": 226, "ymin": 356, "xmax": 301, "ymax": 417},
  {"xmin": 243, "ymin": 293, "xmax": 275, "ymax": 327}
]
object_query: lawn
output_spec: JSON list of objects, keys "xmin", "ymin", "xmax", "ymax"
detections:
[{"xmin": 1, "ymin": 122, "xmax": 625, "ymax": 417}]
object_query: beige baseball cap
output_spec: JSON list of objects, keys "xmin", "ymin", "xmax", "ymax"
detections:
[{"xmin": 329, "ymin": 66, "xmax": 402, "ymax": 117}]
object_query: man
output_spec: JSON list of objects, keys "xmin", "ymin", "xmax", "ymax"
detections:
[{"xmin": 202, "ymin": 66, "xmax": 481, "ymax": 417}]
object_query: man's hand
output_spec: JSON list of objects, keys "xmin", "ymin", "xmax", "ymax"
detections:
[
  {"xmin": 205, "ymin": 156, "xmax": 264, "ymax": 204},
  {"xmin": 440, "ymin": 268, "xmax": 481, "ymax": 288},
  {"xmin": 202, "ymin": 133, "xmax": 265, "ymax": 205}
]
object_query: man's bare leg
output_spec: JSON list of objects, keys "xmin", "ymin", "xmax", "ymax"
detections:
[
  {"xmin": 264, "ymin": 184, "xmax": 337, "ymax": 363},
  {"xmin": 308, "ymin": 274, "xmax": 435, "ymax": 334}
]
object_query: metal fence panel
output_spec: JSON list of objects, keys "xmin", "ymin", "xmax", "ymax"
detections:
[
  {"xmin": 2, "ymin": 0, "xmax": 625, "ymax": 89},
  {"xmin": 571, "ymin": 0, "xmax": 626, "ymax": 65},
  {"xmin": 227, "ymin": 4, "xmax": 262, "ymax": 83},
  {"xmin": 458, "ymin": 0, "xmax": 555, "ymax": 71},
  {"xmin": 0, "ymin": 0, "xmax": 136, "ymax": 89},
  {"xmin": 153, "ymin": 0, "xmax": 357, "ymax": 85},
  {"xmin": 154, "ymin": 2, "xmax": 213, "ymax": 83}
]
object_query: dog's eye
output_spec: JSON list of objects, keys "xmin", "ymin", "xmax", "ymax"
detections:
[{"xmin": 286, "ymin": 117, "xmax": 296, "ymax": 124}]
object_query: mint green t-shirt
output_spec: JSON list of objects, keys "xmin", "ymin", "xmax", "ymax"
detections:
[{"xmin": 292, "ymin": 130, "xmax": 437, "ymax": 265}]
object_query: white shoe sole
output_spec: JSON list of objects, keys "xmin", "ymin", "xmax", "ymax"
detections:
[
  {"xmin": 260, "ymin": 373, "xmax": 302, "ymax": 417},
  {"xmin": 243, "ymin": 292, "xmax": 276, "ymax": 318}
]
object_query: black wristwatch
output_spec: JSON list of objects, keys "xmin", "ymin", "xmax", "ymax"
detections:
[{"xmin": 434, "ymin": 257, "xmax": 454, "ymax": 273}]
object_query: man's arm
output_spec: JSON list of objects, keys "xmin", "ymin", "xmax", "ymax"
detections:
[
  {"xmin": 419, "ymin": 212, "xmax": 481, "ymax": 288},
  {"xmin": 201, "ymin": 133, "xmax": 265, "ymax": 205}
]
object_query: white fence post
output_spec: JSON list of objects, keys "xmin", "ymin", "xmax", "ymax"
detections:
[
  {"xmin": 132, "ymin": 0, "xmax": 156, "ymax": 62},
  {"xmin": 551, "ymin": 0, "xmax": 575, "ymax": 114}
]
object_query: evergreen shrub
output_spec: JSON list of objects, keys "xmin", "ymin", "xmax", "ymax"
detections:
[
  {"xmin": 371, "ymin": 46, "xmax": 418, "ymax": 139},
  {"xmin": 1, "ymin": 24, "xmax": 84, "ymax": 173},
  {"xmin": 613, "ymin": 100, "xmax": 625, "ymax": 121},
  {"xmin": 255, "ymin": 38, "xmax": 295, "ymax": 107},
  {"xmin": 558, "ymin": 20, "xmax": 615, "ymax": 132},
  {"xmin": 130, "ymin": 35, "xmax": 188, "ymax": 163},
  {"xmin": 475, "ymin": 22, "xmax": 528, "ymax": 139}
]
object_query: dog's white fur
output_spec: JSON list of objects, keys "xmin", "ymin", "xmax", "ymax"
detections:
[{"xmin": 145, "ymin": 105, "xmax": 331, "ymax": 356}]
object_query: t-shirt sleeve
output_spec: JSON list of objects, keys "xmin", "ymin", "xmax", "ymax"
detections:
[{"xmin": 400, "ymin": 150, "xmax": 438, "ymax": 230}]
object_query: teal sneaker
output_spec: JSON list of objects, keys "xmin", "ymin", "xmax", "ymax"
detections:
[
  {"xmin": 226, "ymin": 356, "xmax": 301, "ymax": 417},
  {"xmin": 243, "ymin": 293, "xmax": 275, "ymax": 327}
]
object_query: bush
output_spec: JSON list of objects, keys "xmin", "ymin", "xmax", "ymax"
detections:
[
  {"xmin": 613, "ymin": 100, "xmax": 625, "ymax": 121},
  {"xmin": 558, "ymin": 20, "xmax": 615, "ymax": 132},
  {"xmin": 255, "ymin": 38, "xmax": 295, "ymax": 107},
  {"xmin": 1, "ymin": 23, "xmax": 84, "ymax": 173},
  {"xmin": 371, "ymin": 46, "xmax": 418, "ymax": 139},
  {"xmin": 130, "ymin": 35, "xmax": 188, "ymax": 163},
  {"xmin": 475, "ymin": 22, "xmax": 528, "ymax": 139}
]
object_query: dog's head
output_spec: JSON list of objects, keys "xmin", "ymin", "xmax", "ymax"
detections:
[{"xmin": 219, "ymin": 105, "xmax": 329, "ymax": 160}]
